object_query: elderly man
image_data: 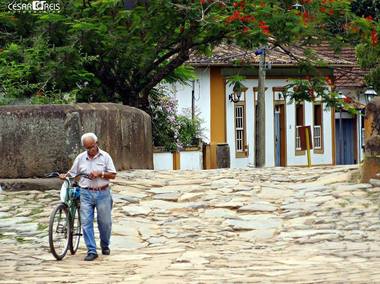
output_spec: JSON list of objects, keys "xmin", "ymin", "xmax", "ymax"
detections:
[{"xmin": 60, "ymin": 133, "xmax": 117, "ymax": 261}]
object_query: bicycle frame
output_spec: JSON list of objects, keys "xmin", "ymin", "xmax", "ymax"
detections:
[{"xmin": 62, "ymin": 178, "xmax": 79, "ymax": 222}]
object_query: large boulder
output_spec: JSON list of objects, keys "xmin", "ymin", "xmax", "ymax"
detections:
[
  {"xmin": 362, "ymin": 97, "xmax": 380, "ymax": 182},
  {"xmin": 0, "ymin": 103, "xmax": 153, "ymax": 178}
]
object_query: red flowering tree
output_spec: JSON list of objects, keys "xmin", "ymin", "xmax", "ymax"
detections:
[{"xmin": 353, "ymin": 14, "xmax": 380, "ymax": 91}]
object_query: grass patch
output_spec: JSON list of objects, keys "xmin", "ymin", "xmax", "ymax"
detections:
[
  {"xmin": 30, "ymin": 207, "xmax": 43, "ymax": 216},
  {"xmin": 1, "ymin": 195, "xmax": 11, "ymax": 202},
  {"xmin": 15, "ymin": 236, "xmax": 28, "ymax": 243},
  {"xmin": 37, "ymin": 223, "xmax": 48, "ymax": 231},
  {"xmin": 338, "ymin": 202, "xmax": 347, "ymax": 208},
  {"xmin": 43, "ymin": 193, "xmax": 55, "ymax": 199}
]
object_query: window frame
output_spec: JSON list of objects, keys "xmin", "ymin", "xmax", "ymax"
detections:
[
  {"xmin": 295, "ymin": 102, "xmax": 305, "ymax": 155},
  {"xmin": 234, "ymin": 96, "xmax": 248, "ymax": 158},
  {"xmin": 313, "ymin": 103, "xmax": 324, "ymax": 153}
]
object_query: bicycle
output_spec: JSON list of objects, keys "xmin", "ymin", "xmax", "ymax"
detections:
[{"xmin": 47, "ymin": 172, "xmax": 88, "ymax": 260}]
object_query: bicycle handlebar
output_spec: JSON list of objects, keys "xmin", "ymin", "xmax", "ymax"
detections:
[
  {"xmin": 46, "ymin": 172, "xmax": 60, "ymax": 178},
  {"xmin": 45, "ymin": 172, "xmax": 91, "ymax": 179}
]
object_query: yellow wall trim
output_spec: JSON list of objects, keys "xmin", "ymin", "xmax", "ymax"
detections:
[
  {"xmin": 210, "ymin": 67, "xmax": 226, "ymax": 168},
  {"xmin": 173, "ymin": 151, "xmax": 180, "ymax": 170},
  {"xmin": 331, "ymin": 107, "xmax": 336, "ymax": 165}
]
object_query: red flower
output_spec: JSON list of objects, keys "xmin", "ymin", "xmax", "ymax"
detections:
[
  {"xmin": 200, "ymin": 0, "xmax": 206, "ymax": 4},
  {"xmin": 365, "ymin": 15, "xmax": 374, "ymax": 21},
  {"xmin": 328, "ymin": 9, "xmax": 334, "ymax": 15},
  {"xmin": 226, "ymin": 10, "xmax": 241, "ymax": 23},
  {"xmin": 320, "ymin": 7, "xmax": 326, "ymax": 13},
  {"xmin": 259, "ymin": 20, "xmax": 270, "ymax": 35},
  {"xmin": 371, "ymin": 29, "xmax": 378, "ymax": 46},
  {"xmin": 241, "ymin": 15, "xmax": 255, "ymax": 23},
  {"xmin": 233, "ymin": 2, "xmax": 238, "ymax": 8},
  {"xmin": 302, "ymin": 11, "xmax": 310, "ymax": 23},
  {"xmin": 325, "ymin": 76, "xmax": 333, "ymax": 86},
  {"xmin": 243, "ymin": 26, "xmax": 251, "ymax": 33},
  {"xmin": 308, "ymin": 88, "xmax": 315, "ymax": 99},
  {"xmin": 343, "ymin": 97, "xmax": 352, "ymax": 103}
]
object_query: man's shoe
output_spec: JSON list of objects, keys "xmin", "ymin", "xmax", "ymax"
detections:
[
  {"xmin": 102, "ymin": 248, "xmax": 110, "ymax": 255},
  {"xmin": 84, "ymin": 253, "xmax": 98, "ymax": 261}
]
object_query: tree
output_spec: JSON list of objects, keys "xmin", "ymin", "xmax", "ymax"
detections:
[
  {"xmin": 1, "ymin": 0, "xmax": 375, "ymax": 110},
  {"xmin": 350, "ymin": 1, "xmax": 380, "ymax": 92},
  {"xmin": 352, "ymin": 0, "xmax": 380, "ymax": 20}
]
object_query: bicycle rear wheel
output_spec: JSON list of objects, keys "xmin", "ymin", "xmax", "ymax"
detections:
[
  {"xmin": 69, "ymin": 205, "xmax": 81, "ymax": 254},
  {"xmin": 48, "ymin": 203, "xmax": 70, "ymax": 260}
]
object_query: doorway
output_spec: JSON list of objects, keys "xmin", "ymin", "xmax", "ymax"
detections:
[
  {"xmin": 335, "ymin": 112, "xmax": 357, "ymax": 165},
  {"xmin": 274, "ymin": 104, "xmax": 286, "ymax": 166}
]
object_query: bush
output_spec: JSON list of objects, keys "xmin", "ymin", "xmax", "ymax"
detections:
[
  {"xmin": 149, "ymin": 87, "xmax": 180, "ymax": 152},
  {"xmin": 149, "ymin": 87, "xmax": 204, "ymax": 151},
  {"xmin": 177, "ymin": 112, "xmax": 203, "ymax": 147}
]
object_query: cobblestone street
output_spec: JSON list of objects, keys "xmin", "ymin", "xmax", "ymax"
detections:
[{"xmin": 1, "ymin": 165, "xmax": 380, "ymax": 283}]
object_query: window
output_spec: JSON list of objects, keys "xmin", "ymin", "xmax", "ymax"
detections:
[
  {"xmin": 235, "ymin": 104, "xmax": 245, "ymax": 153},
  {"xmin": 314, "ymin": 126, "xmax": 321, "ymax": 149},
  {"xmin": 313, "ymin": 104, "xmax": 323, "ymax": 150},
  {"xmin": 295, "ymin": 103, "xmax": 304, "ymax": 151}
]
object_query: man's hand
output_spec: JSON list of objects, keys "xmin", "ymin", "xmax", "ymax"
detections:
[
  {"xmin": 89, "ymin": 171, "xmax": 102, "ymax": 180},
  {"xmin": 59, "ymin": 174, "xmax": 67, "ymax": 180}
]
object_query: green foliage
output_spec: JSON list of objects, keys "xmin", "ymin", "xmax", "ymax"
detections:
[
  {"xmin": 177, "ymin": 111, "xmax": 204, "ymax": 147},
  {"xmin": 352, "ymin": 0, "xmax": 380, "ymax": 20},
  {"xmin": 226, "ymin": 75, "xmax": 247, "ymax": 93},
  {"xmin": 355, "ymin": 36, "xmax": 380, "ymax": 94},
  {"xmin": 284, "ymin": 77, "xmax": 358, "ymax": 114}
]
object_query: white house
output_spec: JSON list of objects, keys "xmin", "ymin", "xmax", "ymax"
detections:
[
  {"xmin": 159, "ymin": 43, "xmax": 356, "ymax": 169},
  {"xmin": 313, "ymin": 43, "xmax": 372, "ymax": 165}
]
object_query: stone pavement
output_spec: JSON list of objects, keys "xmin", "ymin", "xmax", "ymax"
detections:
[{"xmin": 1, "ymin": 165, "xmax": 380, "ymax": 283}]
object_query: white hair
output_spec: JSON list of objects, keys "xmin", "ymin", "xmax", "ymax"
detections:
[{"xmin": 81, "ymin": 133, "xmax": 98, "ymax": 146}]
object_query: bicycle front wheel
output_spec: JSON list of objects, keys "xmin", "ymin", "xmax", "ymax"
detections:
[
  {"xmin": 69, "ymin": 205, "xmax": 81, "ymax": 255},
  {"xmin": 48, "ymin": 203, "xmax": 70, "ymax": 260}
]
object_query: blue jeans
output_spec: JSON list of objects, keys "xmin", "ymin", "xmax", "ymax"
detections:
[{"xmin": 80, "ymin": 188, "xmax": 113, "ymax": 255}]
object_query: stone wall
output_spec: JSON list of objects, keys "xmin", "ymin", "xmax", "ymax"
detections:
[
  {"xmin": 0, "ymin": 103, "xmax": 153, "ymax": 178},
  {"xmin": 361, "ymin": 97, "xmax": 380, "ymax": 182}
]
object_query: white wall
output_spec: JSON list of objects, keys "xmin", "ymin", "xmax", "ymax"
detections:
[
  {"xmin": 225, "ymin": 79, "xmax": 287, "ymax": 168},
  {"xmin": 180, "ymin": 151, "xmax": 203, "ymax": 170},
  {"xmin": 286, "ymin": 102, "xmax": 333, "ymax": 166},
  {"xmin": 225, "ymin": 78, "xmax": 333, "ymax": 168},
  {"xmin": 169, "ymin": 68, "xmax": 211, "ymax": 143},
  {"xmin": 170, "ymin": 70, "xmax": 334, "ymax": 168},
  {"xmin": 225, "ymin": 80, "xmax": 255, "ymax": 168},
  {"xmin": 153, "ymin": 153, "xmax": 173, "ymax": 170}
]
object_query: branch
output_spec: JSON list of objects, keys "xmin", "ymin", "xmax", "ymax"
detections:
[
  {"xmin": 139, "ymin": 37, "xmax": 192, "ymax": 96},
  {"xmin": 272, "ymin": 42, "xmax": 303, "ymax": 64}
]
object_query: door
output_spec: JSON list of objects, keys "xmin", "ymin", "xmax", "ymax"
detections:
[
  {"xmin": 274, "ymin": 105, "xmax": 286, "ymax": 166},
  {"xmin": 335, "ymin": 118, "xmax": 355, "ymax": 165},
  {"xmin": 274, "ymin": 107, "xmax": 281, "ymax": 166}
]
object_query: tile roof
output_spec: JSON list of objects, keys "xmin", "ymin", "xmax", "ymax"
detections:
[
  {"xmin": 311, "ymin": 43, "xmax": 367, "ymax": 89},
  {"xmin": 188, "ymin": 43, "xmax": 354, "ymax": 67}
]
